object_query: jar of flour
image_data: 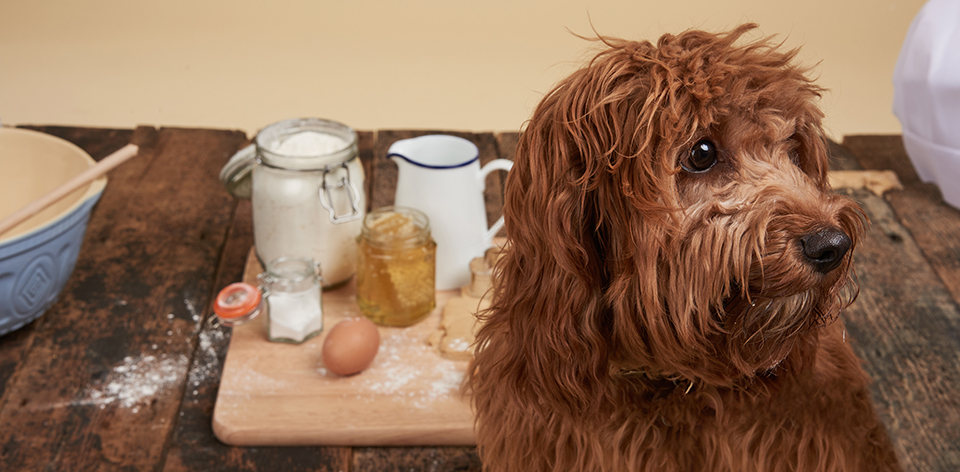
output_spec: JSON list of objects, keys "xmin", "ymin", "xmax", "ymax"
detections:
[{"xmin": 220, "ymin": 118, "xmax": 366, "ymax": 288}]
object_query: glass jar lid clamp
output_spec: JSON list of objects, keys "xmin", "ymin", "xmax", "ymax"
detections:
[
  {"xmin": 319, "ymin": 161, "xmax": 362, "ymax": 223},
  {"xmin": 217, "ymin": 117, "xmax": 363, "ymax": 223}
]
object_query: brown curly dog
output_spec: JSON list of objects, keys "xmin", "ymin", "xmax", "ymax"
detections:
[{"xmin": 466, "ymin": 24, "xmax": 900, "ymax": 471}]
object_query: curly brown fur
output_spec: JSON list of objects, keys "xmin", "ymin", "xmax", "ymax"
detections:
[{"xmin": 465, "ymin": 24, "xmax": 900, "ymax": 471}]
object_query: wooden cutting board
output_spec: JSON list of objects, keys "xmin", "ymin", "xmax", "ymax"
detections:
[{"xmin": 212, "ymin": 249, "xmax": 475, "ymax": 446}]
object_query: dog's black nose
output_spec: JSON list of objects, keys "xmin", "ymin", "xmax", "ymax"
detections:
[{"xmin": 800, "ymin": 228, "xmax": 852, "ymax": 274}]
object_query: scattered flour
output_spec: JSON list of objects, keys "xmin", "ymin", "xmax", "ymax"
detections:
[
  {"xmin": 189, "ymin": 325, "xmax": 226, "ymax": 388},
  {"xmin": 273, "ymin": 131, "xmax": 347, "ymax": 156},
  {"xmin": 184, "ymin": 297, "xmax": 202, "ymax": 324},
  {"xmin": 84, "ymin": 310, "xmax": 227, "ymax": 412},
  {"xmin": 86, "ymin": 354, "xmax": 189, "ymax": 413},
  {"xmin": 445, "ymin": 338, "xmax": 471, "ymax": 353},
  {"xmin": 328, "ymin": 327, "xmax": 466, "ymax": 409}
]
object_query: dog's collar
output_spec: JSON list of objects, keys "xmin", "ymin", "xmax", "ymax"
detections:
[{"xmin": 617, "ymin": 368, "xmax": 698, "ymax": 395}]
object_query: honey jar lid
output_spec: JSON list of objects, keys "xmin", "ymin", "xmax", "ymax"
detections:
[{"xmin": 213, "ymin": 282, "xmax": 262, "ymax": 326}]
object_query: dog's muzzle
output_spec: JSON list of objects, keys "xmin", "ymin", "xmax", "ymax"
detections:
[{"xmin": 799, "ymin": 228, "xmax": 852, "ymax": 274}]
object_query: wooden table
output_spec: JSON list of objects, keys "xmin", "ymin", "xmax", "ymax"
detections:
[{"xmin": 0, "ymin": 126, "xmax": 957, "ymax": 471}]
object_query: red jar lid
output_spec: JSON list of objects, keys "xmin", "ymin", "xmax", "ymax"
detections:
[{"xmin": 213, "ymin": 282, "xmax": 262, "ymax": 326}]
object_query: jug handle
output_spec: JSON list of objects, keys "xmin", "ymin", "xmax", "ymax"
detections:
[{"xmin": 478, "ymin": 159, "xmax": 514, "ymax": 242}]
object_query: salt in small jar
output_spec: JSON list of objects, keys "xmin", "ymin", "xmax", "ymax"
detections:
[
  {"xmin": 212, "ymin": 258, "xmax": 323, "ymax": 344},
  {"xmin": 258, "ymin": 257, "xmax": 324, "ymax": 344},
  {"xmin": 212, "ymin": 257, "xmax": 323, "ymax": 344}
]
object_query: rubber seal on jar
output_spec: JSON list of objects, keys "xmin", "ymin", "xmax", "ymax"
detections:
[{"xmin": 213, "ymin": 282, "xmax": 262, "ymax": 326}]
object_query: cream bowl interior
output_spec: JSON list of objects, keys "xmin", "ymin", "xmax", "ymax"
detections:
[
  {"xmin": 0, "ymin": 127, "xmax": 108, "ymax": 336},
  {"xmin": 0, "ymin": 128, "xmax": 106, "ymax": 244}
]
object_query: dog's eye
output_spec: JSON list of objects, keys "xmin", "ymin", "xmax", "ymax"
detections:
[{"xmin": 682, "ymin": 139, "xmax": 718, "ymax": 173}]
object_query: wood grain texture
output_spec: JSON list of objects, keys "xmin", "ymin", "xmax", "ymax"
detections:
[
  {"xmin": 840, "ymin": 189, "xmax": 960, "ymax": 471},
  {"xmin": 353, "ymin": 446, "xmax": 482, "ymax": 472},
  {"xmin": 495, "ymin": 132, "xmax": 519, "ymax": 162},
  {"xmin": 838, "ymin": 136, "xmax": 960, "ymax": 471},
  {"xmin": 845, "ymin": 135, "xmax": 960, "ymax": 304},
  {"xmin": 844, "ymin": 136, "xmax": 921, "ymax": 184},
  {"xmin": 358, "ymin": 131, "xmax": 376, "ymax": 213},
  {"xmin": 0, "ymin": 126, "xmax": 136, "ymax": 439},
  {"xmin": 828, "ymin": 139, "xmax": 864, "ymax": 171},
  {"xmin": 0, "ymin": 327, "xmax": 36, "ymax": 402},
  {"xmin": 0, "ymin": 126, "xmax": 246, "ymax": 470}
]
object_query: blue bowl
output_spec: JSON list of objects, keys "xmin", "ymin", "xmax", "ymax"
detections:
[{"xmin": 0, "ymin": 128, "xmax": 107, "ymax": 336}]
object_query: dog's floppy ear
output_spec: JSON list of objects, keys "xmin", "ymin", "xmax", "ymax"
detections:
[
  {"xmin": 794, "ymin": 117, "xmax": 831, "ymax": 190},
  {"xmin": 511, "ymin": 35, "xmax": 687, "ymax": 274},
  {"xmin": 474, "ymin": 38, "xmax": 689, "ymax": 414}
]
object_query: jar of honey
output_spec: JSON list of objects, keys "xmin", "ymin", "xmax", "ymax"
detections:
[{"xmin": 356, "ymin": 206, "xmax": 436, "ymax": 326}]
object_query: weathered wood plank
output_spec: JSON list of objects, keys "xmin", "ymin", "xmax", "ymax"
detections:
[
  {"xmin": 495, "ymin": 132, "xmax": 519, "ymax": 162},
  {"xmin": 475, "ymin": 132, "xmax": 507, "ymax": 230},
  {"xmin": 0, "ymin": 126, "xmax": 135, "ymax": 420},
  {"xmin": 828, "ymin": 139, "xmax": 864, "ymax": 171},
  {"xmin": 161, "ymin": 197, "xmax": 249, "ymax": 471},
  {"xmin": 358, "ymin": 131, "xmax": 376, "ymax": 213},
  {"xmin": 844, "ymin": 135, "xmax": 960, "ymax": 305},
  {"xmin": 840, "ymin": 135, "xmax": 960, "ymax": 470},
  {"xmin": 352, "ymin": 446, "xmax": 482, "ymax": 472},
  {"xmin": 0, "ymin": 126, "xmax": 247, "ymax": 470},
  {"xmin": 839, "ymin": 187, "xmax": 960, "ymax": 471},
  {"xmin": 0, "ymin": 327, "xmax": 37, "ymax": 402},
  {"xmin": 843, "ymin": 136, "xmax": 922, "ymax": 185}
]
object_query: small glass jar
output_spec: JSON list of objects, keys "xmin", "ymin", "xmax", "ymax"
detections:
[
  {"xmin": 356, "ymin": 207, "xmax": 436, "ymax": 327},
  {"xmin": 258, "ymin": 257, "xmax": 324, "ymax": 344}
]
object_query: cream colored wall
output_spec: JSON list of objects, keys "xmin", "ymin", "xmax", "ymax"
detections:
[{"xmin": 0, "ymin": 0, "xmax": 925, "ymax": 139}]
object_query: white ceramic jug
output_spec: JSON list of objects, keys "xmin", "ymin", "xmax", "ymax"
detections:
[{"xmin": 388, "ymin": 135, "xmax": 513, "ymax": 290}]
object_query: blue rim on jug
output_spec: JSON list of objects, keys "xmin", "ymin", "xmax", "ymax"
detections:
[{"xmin": 386, "ymin": 135, "xmax": 479, "ymax": 169}]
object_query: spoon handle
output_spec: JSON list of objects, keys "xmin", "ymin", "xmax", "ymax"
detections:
[{"xmin": 0, "ymin": 143, "xmax": 139, "ymax": 236}]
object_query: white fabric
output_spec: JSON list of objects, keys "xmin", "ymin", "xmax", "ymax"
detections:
[{"xmin": 893, "ymin": 0, "xmax": 960, "ymax": 208}]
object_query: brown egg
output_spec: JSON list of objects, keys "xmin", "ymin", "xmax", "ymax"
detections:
[{"xmin": 322, "ymin": 317, "xmax": 380, "ymax": 376}]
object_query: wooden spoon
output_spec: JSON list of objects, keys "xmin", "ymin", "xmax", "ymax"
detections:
[{"xmin": 0, "ymin": 143, "xmax": 139, "ymax": 237}]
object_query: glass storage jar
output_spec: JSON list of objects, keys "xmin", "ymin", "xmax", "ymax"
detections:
[
  {"xmin": 211, "ymin": 257, "xmax": 323, "ymax": 344},
  {"xmin": 258, "ymin": 257, "xmax": 323, "ymax": 344},
  {"xmin": 219, "ymin": 118, "xmax": 365, "ymax": 288},
  {"xmin": 356, "ymin": 207, "xmax": 436, "ymax": 327}
]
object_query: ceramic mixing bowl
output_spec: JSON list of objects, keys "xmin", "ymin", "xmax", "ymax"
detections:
[{"xmin": 0, "ymin": 128, "xmax": 107, "ymax": 336}]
